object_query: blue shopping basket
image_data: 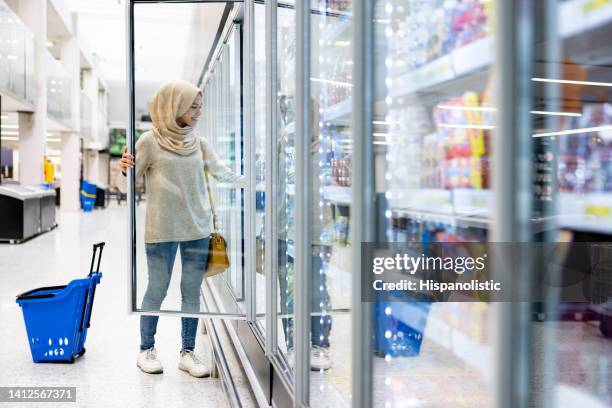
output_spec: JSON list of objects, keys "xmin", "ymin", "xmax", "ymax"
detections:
[
  {"xmin": 16, "ymin": 242, "xmax": 105, "ymax": 363},
  {"xmin": 80, "ymin": 181, "xmax": 97, "ymax": 212}
]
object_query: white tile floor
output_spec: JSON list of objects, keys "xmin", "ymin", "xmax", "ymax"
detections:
[{"xmin": 0, "ymin": 204, "xmax": 231, "ymax": 408}]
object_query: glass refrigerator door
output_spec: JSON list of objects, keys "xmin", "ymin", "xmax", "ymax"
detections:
[
  {"xmin": 309, "ymin": 0, "xmax": 354, "ymax": 405},
  {"xmin": 254, "ymin": 1, "xmax": 267, "ymax": 332},
  {"xmin": 277, "ymin": 0, "xmax": 297, "ymax": 372},
  {"xmin": 203, "ymin": 36, "xmax": 247, "ymax": 316},
  {"xmin": 127, "ymin": 1, "xmax": 246, "ymax": 319},
  {"xmin": 370, "ymin": 0, "xmax": 497, "ymax": 406},
  {"xmin": 530, "ymin": 1, "xmax": 612, "ymax": 406}
]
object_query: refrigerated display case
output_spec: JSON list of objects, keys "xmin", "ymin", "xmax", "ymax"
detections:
[
  {"xmin": 308, "ymin": 1, "xmax": 354, "ymax": 406},
  {"xmin": 126, "ymin": 1, "xmax": 611, "ymax": 406},
  {"xmin": 0, "ymin": 185, "xmax": 41, "ymax": 242},
  {"xmin": 201, "ymin": 22, "xmax": 245, "ymax": 310},
  {"xmin": 276, "ymin": 0, "xmax": 297, "ymax": 372},
  {"xmin": 254, "ymin": 1, "xmax": 268, "ymax": 332},
  {"xmin": 367, "ymin": 1, "xmax": 497, "ymax": 406},
  {"xmin": 357, "ymin": 0, "xmax": 612, "ymax": 407}
]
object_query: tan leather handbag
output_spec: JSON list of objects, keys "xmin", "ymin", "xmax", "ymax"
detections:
[{"xmin": 204, "ymin": 169, "xmax": 230, "ymax": 278}]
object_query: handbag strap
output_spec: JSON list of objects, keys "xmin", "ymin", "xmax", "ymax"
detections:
[{"xmin": 204, "ymin": 168, "xmax": 218, "ymax": 232}]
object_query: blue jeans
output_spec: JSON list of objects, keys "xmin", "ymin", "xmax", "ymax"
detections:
[
  {"xmin": 278, "ymin": 241, "xmax": 332, "ymax": 349},
  {"xmin": 140, "ymin": 237, "xmax": 210, "ymax": 351}
]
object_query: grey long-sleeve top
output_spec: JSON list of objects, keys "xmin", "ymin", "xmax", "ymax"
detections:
[{"xmin": 121, "ymin": 131, "xmax": 244, "ymax": 243}]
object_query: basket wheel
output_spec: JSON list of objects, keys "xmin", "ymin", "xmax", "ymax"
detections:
[{"xmin": 77, "ymin": 348, "xmax": 86, "ymax": 357}]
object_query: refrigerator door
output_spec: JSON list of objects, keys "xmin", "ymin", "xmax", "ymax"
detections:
[{"xmin": 126, "ymin": 1, "xmax": 246, "ymax": 319}]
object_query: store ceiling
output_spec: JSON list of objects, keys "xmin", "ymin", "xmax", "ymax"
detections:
[{"xmin": 67, "ymin": 0, "xmax": 226, "ymax": 86}]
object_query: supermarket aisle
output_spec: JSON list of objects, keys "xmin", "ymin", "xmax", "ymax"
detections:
[{"xmin": 0, "ymin": 204, "xmax": 230, "ymax": 408}]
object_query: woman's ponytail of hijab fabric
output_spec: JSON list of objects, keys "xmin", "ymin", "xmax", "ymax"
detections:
[{"xmin": 149, "ymin": 80, "xmax": 202, "ymax": 156}]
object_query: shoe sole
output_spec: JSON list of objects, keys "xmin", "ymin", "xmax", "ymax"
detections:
[
  {"xmin": 137, "ymin": 364, "xmax": 163, "ymax": 374},
  {"xmin": 178, "ymin": 363, "xmax": 210, "ymax": 378}
]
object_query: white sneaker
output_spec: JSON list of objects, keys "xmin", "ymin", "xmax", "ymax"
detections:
[
  {"xmin": 310, "ymin": 346, "xmax": 332, "ymax": 371},
  {"xmin": 285, "ymin": 349, "xmax": 295, "ymax": 369},
  {"xmin": 137, "ymin": 347, "xmax": 163, "ymax": 374},
  {"xmin": 179, "ymin": 350, "xmax": 210, "ymax": 378}
]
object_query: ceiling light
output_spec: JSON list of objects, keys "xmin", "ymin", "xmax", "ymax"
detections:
[
  {"xmin": 373, "ymin": 141, "xmax": 391, "ymax": 145},
  {"xmin": 1, "ymin": 124, "xmax": 18, "ymax": 129},
  {"xmin": 533, "ymin": 125, "xmax": 612, "ymax": 138},
  {"xmin": 46, "ymin": 41, "xmax": 54, "ymax": 47},
  {"xmin": 1, "ymin": 131, "xmax": 18, "ymax": 136},
  {"xmin": 0, "ymin": 115, "xmax": 8, "ymax": 120},
  {"xmin": 46, "ymin": 138, "xmax": 61, "ymax": 142},
  {"xmin": 532, "ymin": 77, "xmax": 612, "ymax": 87},
  {"xmin": 7, "ymin": 55, "xmax": 18, "ymax": 60},
  {"xmin": 1, "ymin": 136, "xmax": 18, "ymax": 141}
]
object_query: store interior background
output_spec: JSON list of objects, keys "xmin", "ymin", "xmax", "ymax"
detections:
[{"xmin": 0, "ymin": 1, "xmax": 611, "ymax": 408}]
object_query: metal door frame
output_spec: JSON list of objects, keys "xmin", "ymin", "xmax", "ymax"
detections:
[{"xmin": 125, "ymin": 0, "xmax": 248, "ymax": 320}]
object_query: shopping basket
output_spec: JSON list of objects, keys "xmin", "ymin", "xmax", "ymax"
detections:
[
  {"xmin": 16, "ymin": 242, "xmax": 105, "ymax": 363},
  {"xmin": 80, "ymin": 181, "xmax": 97, "ymax": 212}
]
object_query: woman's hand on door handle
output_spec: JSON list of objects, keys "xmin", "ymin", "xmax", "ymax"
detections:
[{"xmin": 119, "ymin": 147, "xmax": 134, "ymax": 176}]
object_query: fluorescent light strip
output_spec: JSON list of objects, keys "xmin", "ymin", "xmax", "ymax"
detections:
[
  {"xmin": 437, "ymin": 105, "xmax": 496, "ymax": 112},
  {"xmin": 310, "ymin": 77, "xmax": 353, "ymax": 88},
  {"xmin": 372, "ymin": 121, "xmax": 400, "ymax": 125},
  {"xmin": 1, "ymin": 136, "xmax": 18, "ymax": 141},
  {"xmin": 1, "ymin": 131, "xmax": 18, "ymax": 136},
  {"xmin": 532, "ymin": 77, "xmax": 612, "ymax": 87},
  {"xmin": 1, "ymin": 124, "xmax": 18, "ymax": 129},
  {"xmin": 438, "ymin": 123, "xmax": 496, "ymax": 130},
  {"xmin": 46, "ymin": 138, "xmax": 61, "ymax": 142},
  {"xmin": 373, "ymin": 132, "xmax": 399, "ymax": 137},
  {"xmin": 530, "ymin": 110, "xmax": 582, "ymax": 117},
  {"xmin": 373, "ymin": 141, "xmax": 391, "ymax": 145},
  {"xmin": 0, "ymin": 115, "xmax": 8, "ymax": 120},
  {"xmin": 533, "ymin": 125, "xmax": 612, "ymax": 138}
]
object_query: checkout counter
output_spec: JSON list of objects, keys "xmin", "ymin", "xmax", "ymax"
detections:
[{"xmin": 0, "ymin": 185, "xmax": 57, "ymax": 243}]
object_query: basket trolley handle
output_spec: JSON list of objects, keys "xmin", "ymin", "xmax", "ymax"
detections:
[
  {"xmin": 84, "ymin": 242, "xmax": 105, "ymax": 329},
  {"xmin": 89, "ymin": 242, "xmax": 105, "ymax": 276}
]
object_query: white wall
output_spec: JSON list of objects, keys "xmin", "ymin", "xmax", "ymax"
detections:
[{"xmin": 107, "ymin": 81, "xmax": 161, "ymax": 126}]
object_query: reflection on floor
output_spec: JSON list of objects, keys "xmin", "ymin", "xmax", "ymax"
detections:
[{"xmin": 0, "ymin": 204, "xmax": 233, "ymax": 408}]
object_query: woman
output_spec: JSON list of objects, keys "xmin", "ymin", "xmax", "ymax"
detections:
[{"xmin": 119, "ymin": 80, "xmax": 244, "ymax": 377}]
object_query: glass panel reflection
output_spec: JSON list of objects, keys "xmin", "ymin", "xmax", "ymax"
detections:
[
  {"xmin": 533, "ymin": 1, "xmax": 612, "ymax": 405},
  {"xmin": 371, "ymin": 0, "xmax": 496, "ymax": 406},
  {"xmin": 310, "ymin": 0, "xmax": 353, "ymax": 405},
  {"xmin": 255, "ymin": 1, "xmax": 267, "ymax": 330},
  {"xmin": 129, "ymin": 3, "xmax": 244, "ymax": 332},
  {"xmin": 277, "ymin": 1, "xmax": 297, "ymax": 371}
]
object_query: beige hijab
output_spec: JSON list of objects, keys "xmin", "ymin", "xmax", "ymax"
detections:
[{"xmin": 149, "ymin": 80, "xmax": 202, "ymax": 156}]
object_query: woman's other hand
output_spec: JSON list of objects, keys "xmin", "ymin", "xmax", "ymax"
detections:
[{"xmin": 119, "ymin": 147, "xmax": 134, "ymax": 176}]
